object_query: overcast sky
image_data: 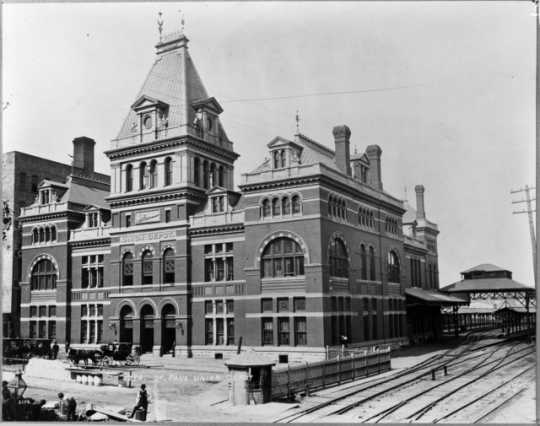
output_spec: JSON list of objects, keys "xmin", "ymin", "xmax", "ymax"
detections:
[{"xmin": 2, "ymin": 2, "xmax": 536, "ymax": 288}]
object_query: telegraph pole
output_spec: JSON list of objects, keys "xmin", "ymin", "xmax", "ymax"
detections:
[{"xmin": 511, "ymin": 185, "xmax": 537, "ymax": 285}]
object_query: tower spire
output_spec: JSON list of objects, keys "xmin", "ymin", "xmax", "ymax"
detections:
[
  {"xmin": 295, "ymin": 109, "xmax": 300, "ymax": 133},
  {"xmin": 179, "ymin": 9, "xmax": 185, "ymax": 33}
]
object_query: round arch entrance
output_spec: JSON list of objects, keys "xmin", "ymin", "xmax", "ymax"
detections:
[
  {"xmin": 161, "ymin": 304, "xmax": 176, "ymax": 355},
  {"xmin": 140, "ymin": 305, "xmax": 155, "ymax": 354},
  {"xmin": 119, "ymin": 305, "xmax": 134, "ymax": 344}
]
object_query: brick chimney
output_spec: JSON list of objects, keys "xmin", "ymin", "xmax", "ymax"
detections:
[
  {"xmin": 332, "ymin": 125, "xmax": 352, "ymax": 176},
  {"xmin": 365, "ymin": 145, "xmax": 383, "ymax": 190},
  {"xmin": 415, "ymin": 184, "xmax": 426, "ymax": 219},
  {"xmin": 72, "ymin": 137, "xmax": 95, "ymax": 173}
]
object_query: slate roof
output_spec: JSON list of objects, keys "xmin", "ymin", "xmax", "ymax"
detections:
[
  {"xmin": 440, "ymin": 278, "xmax": 533, "ymax": 293},
  {"xmin": 405, "ymin": 287, "xmax": 467, "ymax": 305},
  {"xmin": 114, "ymin": 32, "xmax": 225, "ymax": 145},
  {"xmin": 225, "ymin": 350, "xmax": 275, "ymax": 367},
  {"xmin": 60, "ymin": 177, "xmax": 109, "ymax": 209}
]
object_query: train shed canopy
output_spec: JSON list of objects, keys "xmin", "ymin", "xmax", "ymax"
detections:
[
  {"xmin": 405, "ymin": 287, "xmax": 467, "ymax": 307},
  {"xmin": 440, "ymin": 263, "xmax": 534, "ymax": 295}
]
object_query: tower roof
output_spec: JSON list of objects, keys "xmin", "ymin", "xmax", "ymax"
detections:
[{"xmin": 113, "ymin": 32, "xmax": 229, "ymax": 149}]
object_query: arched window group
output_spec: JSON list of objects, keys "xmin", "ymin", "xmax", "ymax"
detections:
[
  {"xmin": 358, "ymin": 208, "xmax": 374, "ymax": 228},
  {"xmin": 121, "ymin": 250, "xmax": 175, "ymax": 286},
  {"xmin": 328, "ymin": 195, "xmax": 347, "ymax": 221},
  {"xmin": 32, "ymin": 225, "xmax": 57, "ymax": 244},
  {"xmin": 261, "ymin": 237, "xmax": 305, "ymax": 278},
  {"xmin": 30, "ymin": 259, "xmax": 57, "ymax": 290},
  {"xmin": 261, "ymin": 194, "xmax": 301, "ymax": 218},
  {"xmin": 329, "ymin": 237, "xmax": 349, "ymax": 278},
  {"xmin": 385, "ymin": 217, "xmax": 400, "ymax": 235},
  {"xmin": 193, "ymin": 156, "xmax": 226, "ymax": 189},
  {"xmin": 387, "ymin": 250, "xmax": 400, "ymax": 283},
  {"xmin": 124, "ymin": 157, "xmax": 174, "ymax": 193},
  {"xmin": 360, "ymin": 244, "xmax": 377, "ymax": 281}
]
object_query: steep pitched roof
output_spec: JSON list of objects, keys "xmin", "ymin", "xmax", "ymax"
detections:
[
  {"xmin": 59, "ymin": 177, "xmax": 109, "ymax": 210},
  {"xmin": 115, "ymin": 32, "xmax": 215, "ymax": 144}
]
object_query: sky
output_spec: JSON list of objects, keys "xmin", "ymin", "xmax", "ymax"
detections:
[{"xmin": 2, "ymin": 2, "xmax": 536, "ymax": 288}]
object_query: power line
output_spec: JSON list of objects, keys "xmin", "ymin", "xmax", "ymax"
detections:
[
  {"xmin": 221, "ymin": 84, "xmax": 423, "ymax": 104},
  {"xmin": 511, "ymin": 184, "xmax": 536, "ymax": 285}
]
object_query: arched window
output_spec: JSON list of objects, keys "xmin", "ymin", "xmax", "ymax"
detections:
[
  {"xmin": 329, "ymin": 237, "xmax": 349, "ymax": 278},
  {"xmin": 139, "ymin": 161, "xmax": 147, "ymax": 190},
  {"xmin": 360, "ymin": 244, "xmax": 367, "ymax": 280},
  {"xmin": 194, "ymin": 157, "xmax": 200, "ymax": 186},
  {"xmin": 163, "ymin": 248, "xmax": 175, "ymax": 284},
  {"xmin": 262, "ymin": 199, "xmax": 271, "ymax": 217},
  {"xmin": 45, "ymin": 227, "xmax": 50, "ymax": 242},
  {"xmin": 125, "ymin": 164, "xmax": 133, "ymax": 192},
  {"xmin": 292, "ymin": 195, "xmax": 301, "ymax": 214},
  {"xmin": 210, "ymin": 163, "xmax": 216, "ymax": 187},
  {"xmin": 388, "ymin": 250, "xmax": 400, "ymax": 283},
  {"xmin": 33, "ymin": 228, "xmax": 38, "ymax": 244},
  {"xmin": 203, "ymin": 161, "xmax": 209, "ymax": 189},
  {"xmin": 261, "ymin": 237, "xmax": 304, "ymax": 278},
  {"xmin": 164, "ymin": 157, "xmax": 172, "ymax": 186},
  {"xmin": 282, "ymin": 197, "xmax": 290, "ymax": 215},
  {"xmin": 141, "ymin": 250, "xmax": 153, "ymax": 285},
  {"xmin": 31, "ymin": 259, "xmax": 57, "ymax": 290},
  {"xmin": 272, "ymin": 198, "xmax": 280, "ymax": 216},
  {"xmin": 218, "ymin": 166, "xmax": 224, "ymax": 187},
  {"xmin": 280, "ymin": 150, "xmax": 286, "ymax": 168},
  {"xmin": 149, "ymin": 160, "xmax": 157, "ymax": 188},
  {"xmin": 273, "ymin": 151, "xmax": 280, "ymax": 169},
  {"xmin": 39, "ymin": 228, "xmax": 45, "ymax": 243},
  {"xmin": 122, "ymin": 252, "xmax": 133, "ymax": 286},
  {"xmin": 369, "ymin": 247, "xmax": 376, "ymax": 281}
]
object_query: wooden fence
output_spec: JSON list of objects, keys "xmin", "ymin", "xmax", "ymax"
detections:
[{"xmin": 271, "ymin": 346, "xmax": 391, "ymax": 400}]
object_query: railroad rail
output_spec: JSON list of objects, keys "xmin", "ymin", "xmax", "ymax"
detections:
[{"xmin": 273, "ymin": 330, "xmax": 532, "ymax": 423}]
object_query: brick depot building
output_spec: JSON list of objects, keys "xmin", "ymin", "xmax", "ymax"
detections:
[{"xmin": 17, "ymin": 30, "xmax": 440, "ymax": 361}]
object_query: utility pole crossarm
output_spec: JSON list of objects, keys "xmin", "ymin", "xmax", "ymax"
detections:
[{"xmin": 510, "ymin": 184, "xmax": 536, "ymax": 286}]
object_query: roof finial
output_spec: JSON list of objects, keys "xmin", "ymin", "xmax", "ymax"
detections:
[
  {"xmin": 295, "ymin": 109, "xmax": 300, "ymax": 133},
  {"xmin": 404, "ymin": 185, "xmax": 408, "ymax": 202},
  {"xmin": 157, "ymin": 11, "xmax": 164, "ymax": 41},
  {"xmin": 179, "ymin": 9, "xmax": 185, "ymax": 33}
]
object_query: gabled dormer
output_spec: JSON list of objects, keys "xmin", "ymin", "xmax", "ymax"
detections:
[
  {"xmin": 37, "ymin": 180, "xmax": 68, "ymax": 205},
  {"xmin": 267, "ymin": 137, "xmax": 303, "ymax": 169},
  {"xmin": 204, "ymin": 186, "xmax": 241, "ymax": 215},
  {"xmin": 351, "ymin": 151, "xmax": 370, "ymax": 184},
  {"xmin": 192, "ymin": 97, "xmax": 228, "ymax": 146},
  {"xmin": 82, "ymin": 206, "xmax": 111, "ymax": 229},
  {"xmin": 130, "ymin": 95, "xmax": 170, "ymax": 143}
]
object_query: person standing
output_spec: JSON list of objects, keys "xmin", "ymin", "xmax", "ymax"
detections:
[
  {"xmin": 128, "ymin": 384, "xmax": 148, "ymax": 419},
  {"xmin": 51, "ymin": 340, "xmax": 59, "ymax": 360}
]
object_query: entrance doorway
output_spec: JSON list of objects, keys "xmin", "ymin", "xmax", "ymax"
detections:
[
  {"xmin": 161, "ymin": 304, "xmax": 176, "ymax": 355},
  {"xmin": 119, "ymin": 305, "xmax": 134, "ymax": 344},
  {"xmin": 140, "ymin": 305, "xmax": 154, "ymax": 353}
]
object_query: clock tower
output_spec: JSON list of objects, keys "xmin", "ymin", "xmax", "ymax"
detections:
[{"xmin": 104, "ymin": 29, "xmax": 238, "ymax": 356}]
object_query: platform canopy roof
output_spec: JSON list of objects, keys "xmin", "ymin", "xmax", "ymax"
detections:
[
  {"xmin": 440, "ymin": 277, "xmax": 534, "ymax": 294},
  {"xmin": 405, "ymin": 287, "xmax": 467, "ymax": 306}
]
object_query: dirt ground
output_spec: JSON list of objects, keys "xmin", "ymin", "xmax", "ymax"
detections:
[{"xmin": 6, "ymin": 341, "xmax": 537, "ymax": 423}]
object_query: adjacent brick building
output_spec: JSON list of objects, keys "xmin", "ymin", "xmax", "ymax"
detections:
[{"xmin": 16, "ymin": 30, "xmax": 440, "ymax": 361}]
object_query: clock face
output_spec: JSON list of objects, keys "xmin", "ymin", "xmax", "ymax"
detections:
[{"xmin": 143, "ymin": 115, "xmax": 152, "ymax": 129}]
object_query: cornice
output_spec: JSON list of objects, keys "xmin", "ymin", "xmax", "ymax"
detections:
[
  {"xmin": 69, "ymin": 238, "xmax": 112, "ymax": 248},
  {"xmin": 18, "ymin": 210, "xmax": 83, "ymax": 223},
  {"xmin": 107, "ymin": 188, "xmax": 206, "ymax": 208},
  {"xmin": 189, "ymin": 223, "xmax": 244, "ymax": 236},
  {"xmin": 105, "ymin": 135, "xmax": 239, "ymax": 162}
]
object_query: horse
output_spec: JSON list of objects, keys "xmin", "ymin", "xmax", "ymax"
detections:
[{"xmin": 67, "ymin": 348, "xmax": 100, "ymax": 367}]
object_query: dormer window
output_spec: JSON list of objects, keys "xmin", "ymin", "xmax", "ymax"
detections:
[
  {"xmin": 87, "ymin": 211, "xmax": 99, "ymax": 228},
  {"xmin": 143, "ymin": 115, "xmax": 153, "ymax": 129},
  {"xmin": 131, "ymin": 95, "xmax": 169, "ymax": 142},
  {"xmin": 40, "ymin": 190, "xmax": 50, "ymax": 205},
  {"xmin": 212, "ymin": 196, "xmax": 225, "ymax": 213},
  {"xmin": 272, "ymin": 149, "xmax": 287, "ymax": 169}
]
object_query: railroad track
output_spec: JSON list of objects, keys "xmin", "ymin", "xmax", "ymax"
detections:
[
  {"xmin": 331, "ymin": 340, "xmax": 528, "ymax": 421},
  {"xmin": 273, "ymin": 330, "xmax": 518, "ymax": 423},
  {"xmin": 357, "ymin": 341, "xmax": 533, "ymax": 423}
]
